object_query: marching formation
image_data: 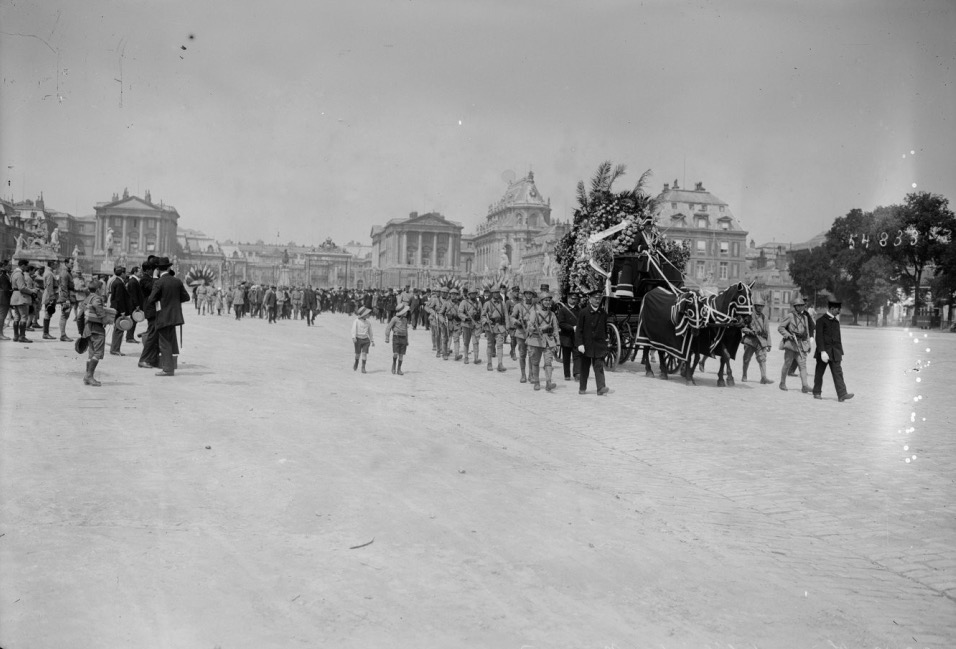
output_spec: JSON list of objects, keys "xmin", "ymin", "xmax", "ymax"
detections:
[
  {"xmin": 348, "ymin": 282, "xmax": 612, "ymax": 395},
  {"xmin": 0, "ymin": 258, "xmax": 853, "ymax": 401}
]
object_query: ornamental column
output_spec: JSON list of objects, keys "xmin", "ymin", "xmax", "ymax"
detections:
[{"xmin": 416, "ymin": 231, "xmax": 422, "ymax": 267}]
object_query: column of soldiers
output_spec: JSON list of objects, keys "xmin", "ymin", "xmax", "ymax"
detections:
[{"xmin": 413, "ymin": 283, "xmax": 582, "ymax": 393}]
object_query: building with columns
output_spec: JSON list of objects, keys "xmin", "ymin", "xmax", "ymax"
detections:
[
  {"xmin": 473, "ymin": 172, "xmax": 553, "ymax": 278},
  {"xmin": 93, "ymin": 189, "xmax": 180, "ymax": 268},
  {"xmin": 369, "ymin": 211, "xmax": 465, "ymax": 288},
  {"xmin": 655, "ymin": 180, "xmax": 748, "ymax": 290}
]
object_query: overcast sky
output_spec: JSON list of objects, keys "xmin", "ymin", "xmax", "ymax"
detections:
[{"xmin": 2, "ymin": 0, "xmax": 954, "ymax": 248}]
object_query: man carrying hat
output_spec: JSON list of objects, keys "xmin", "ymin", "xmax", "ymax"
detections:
[
  {"xmin": 741, "ymin": 294, "xmax": 773, "ymax": 384},
  {"xmin": 137, "ymin": 256, "xmax": 161, "ymax": 369},
  {"xmin": 145, "ymin": 257, "xmax": 190, "ymax": 377},
  {"xmin": 813, "ymin": 299, "xmax": 854, "ymax": 402},
  {"xmin": 107, "ymin": 266, "xmax": 130, "ymax": 356}
]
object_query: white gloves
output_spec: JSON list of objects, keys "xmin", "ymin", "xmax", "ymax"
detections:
[
  {"xmin": 820, "ymin": 351, "xmax": 829, "ymax": 363},
  {"xmin": 577, "ymin": 345, "xmax": 585, "ymax": 353}
]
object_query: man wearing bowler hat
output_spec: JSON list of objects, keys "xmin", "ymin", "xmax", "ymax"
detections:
[
  {"xmin": 138, "ymin": 256, "xmax": 160, "ymax": 368},
  {"xmin": 813, "ymin": 299, "xmax": 854, "ymax": 402},
  {"xmin": 145, "ymin": 257, "xmax": 190, "ymax": 376}
]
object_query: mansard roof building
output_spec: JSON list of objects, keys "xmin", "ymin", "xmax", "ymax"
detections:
[{"xmin": 655, "ymin": 180, "xmax": 748, "ymax": 290}]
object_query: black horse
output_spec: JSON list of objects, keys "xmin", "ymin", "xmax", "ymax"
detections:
[{"xmin": 638, "ymin": 282, "xmax": 753, "ymax": 386}]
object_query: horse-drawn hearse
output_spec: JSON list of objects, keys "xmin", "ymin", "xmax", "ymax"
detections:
[{"xmin": 557, "ymin": 162, "xmax": 754, "ymax": 387}]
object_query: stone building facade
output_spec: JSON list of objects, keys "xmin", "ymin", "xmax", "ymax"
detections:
[
  {"xmin": 369, "ymin": 212, "xmax": 465, "ymax": 288},
  {"xmin": 93, "ymin": 189, "xmax": 180, "ymax": 270},
  {"xmin": 473, "ymin": 172, "xmax": 552, "ymax": 279},
  {"xmin": 655, "ymin": 180, "xmax": 748, "ymax": 290}
]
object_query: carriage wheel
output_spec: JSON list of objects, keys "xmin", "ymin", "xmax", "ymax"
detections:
[
  {"xmin": 663, "ymin": 354, "xmax": 682, "ymax": 375},
  {"xmin": 617, "ymin": 322, "xmax": 632, "ymax": 365},
  {"xmin": 605, "ymin": 323, "xmax": 621, "ymax": 371}
]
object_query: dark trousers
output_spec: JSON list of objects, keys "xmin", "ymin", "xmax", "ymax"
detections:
[
  {"xmin": 813, "ymin": 358, "xmax": 848, "ymax": 398},
  {"xmin": 579, "ymin": 355, "xmax": 606, "ymax": 392},
  {"xmin": 125, "ymin": 320, "xmax": 137, "ymax": 342},
  {"xmin": 139, "ymin": 319, "xmax": 160, "ymax": 367},
  {"xmin": 561, "ymin": 345, "xmax": 581, "ymax": 378},
  {"xmin": 157, "ymin": 326, "xmax": 178, "ymax": 374},
  {"xmin": 268, "ymin": 306, "xmax": 277, "ymax": 323},
  {"xmin": 110, "ymin": 322, "xmax": 124, "ymax": 354}
]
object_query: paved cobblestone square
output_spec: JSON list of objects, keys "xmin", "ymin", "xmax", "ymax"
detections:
[{"xmin": 1, "ymin": 314, "xmax": 954, "ymax": 648}]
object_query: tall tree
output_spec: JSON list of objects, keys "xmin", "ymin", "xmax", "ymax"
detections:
[
  {"xmin": 788, "ymin": 246, "xmax": 836, "ymax": 308},
  {"xmin": 821, "ymin": 208, "xmax": 879, "ymax": 314},
  {"xmin": 857, "ymin": 256, "xmax": 898, "ymax": 320},
  {"xmin": 877, "ymin": 192, "xmax": 956, "ymax": 325}
]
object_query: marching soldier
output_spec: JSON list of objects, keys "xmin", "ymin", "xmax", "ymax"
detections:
[
  {"xmin": 425, "ymin": 287, "xmax": 444, "ymax": 355},
  {"xmin": 458, "ymin": 287, "xmax": 482, "ymax": 364},
  {"xmin": 481, "ymin": 286, "xmax": 508, "ymax": 372},
  {"xmin": 741, "ymin": 295, "xmax": 773, "ymax": 384},
  {"xmin": 510, "ymin": 288, "xmax": 535, "ymax": 383},
  {"xmin": 525, "ymin": 290, "xmax": 560, "ymax": 391},
  {"xmin": 506, "ymin": 286, "xmax": 520, "ymax": 360},
  {"xmin": 445, "ymin": 287, "xmax": 463, "ymax": 360}
]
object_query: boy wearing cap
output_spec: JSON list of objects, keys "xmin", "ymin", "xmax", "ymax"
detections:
[
  {"xmin": 81, "ymin": 277, "xmax": 108, "ymax": 386},
  {"xmin": 351, "ymin": 307, "xmax": 375, "ymax": 373},
  {"xmin": 384, "ymin": 303, "xmax": 410, "ymax": 375},
  {"xmin": 813, "ymin": 300, "xmax": 854, "ymax": 402}
]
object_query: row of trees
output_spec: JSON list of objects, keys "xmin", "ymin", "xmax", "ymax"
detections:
[{"xmin": 788, "ymin": 192, "xmax": 956, "ymax": 325}]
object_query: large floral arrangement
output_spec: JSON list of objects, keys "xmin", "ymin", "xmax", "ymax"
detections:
[{"xmin": 555, "ymin": 162, "xmax": 687, "ymax": 295}]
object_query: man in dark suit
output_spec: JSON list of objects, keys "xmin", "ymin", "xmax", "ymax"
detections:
[
  {"xmin": 145, "ymin": 257, "xmax": 190, "ymax": 376},
  {"xmin": 108, "ymin": 266, "xmax": 130, "ymax": 356},
  {"xmin": 575, "ymin": 289, "xmax": 610, "ymax": 395},
  {"xmin": 125, "ymin": 266, "xmax": 145, "ymax": 343},
  {"xmin": 302, "ymin": 285, "xmax": 316, "ymax": 326},
  {"xmin": 138, "ymin": 257, "xmax": 160, "ymax": 368},
  {"xmin": 813, "ymin": 299, "xmax": 854, "ymax": 402}
]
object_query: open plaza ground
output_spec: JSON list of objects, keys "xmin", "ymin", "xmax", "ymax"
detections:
[{"xmin": 1, "ymin": 312, "xmax": 954, "ymax": 649}]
